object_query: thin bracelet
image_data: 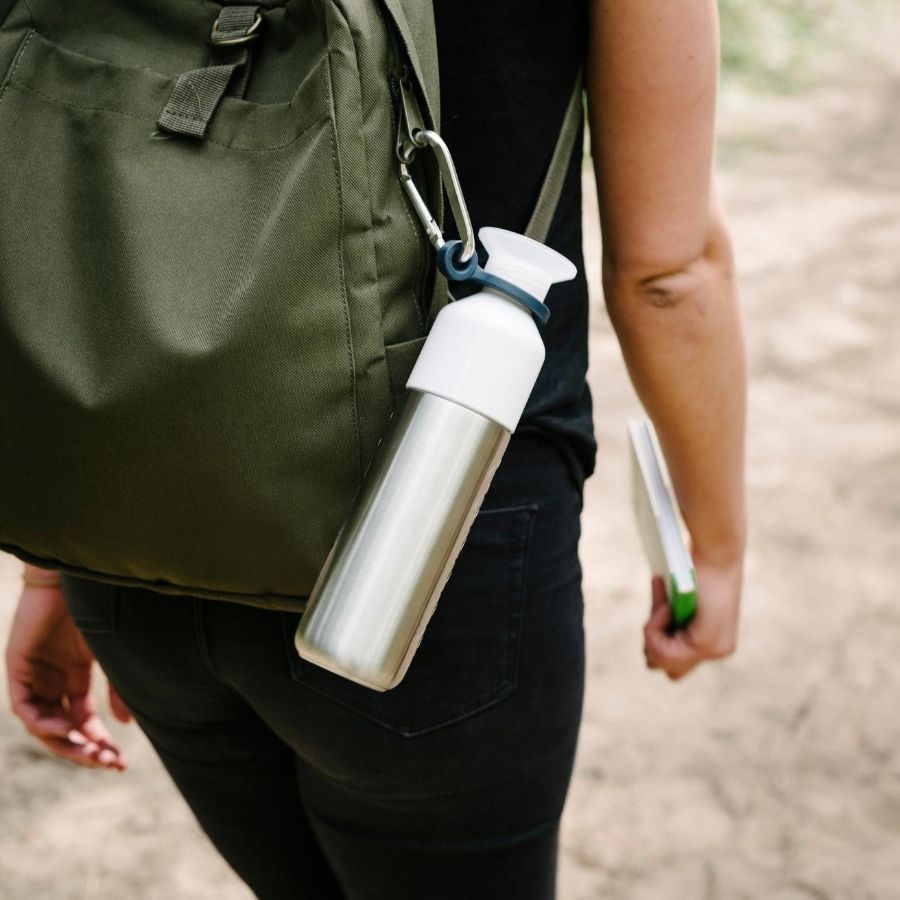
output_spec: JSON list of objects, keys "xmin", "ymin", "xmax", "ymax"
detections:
[{"xmin": 22, "ymin": 573, "xmax": 62, "ymax": 588}]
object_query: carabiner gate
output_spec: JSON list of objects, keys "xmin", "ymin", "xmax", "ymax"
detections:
[{"xmin": 399, "ymin": 129, "xmax": 476, "ymax": 264}]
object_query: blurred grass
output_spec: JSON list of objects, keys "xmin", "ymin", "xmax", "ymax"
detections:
[{"xmin": 719, "ymin": 0, "xmax": 893, "ymax": 90}]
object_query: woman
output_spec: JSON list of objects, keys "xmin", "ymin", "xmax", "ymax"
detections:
[{"xmin": 5, "ymin": 0, "xmax": 745, "ymax": 897}]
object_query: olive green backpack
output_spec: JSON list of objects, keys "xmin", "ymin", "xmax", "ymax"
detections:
[{"xmin": 0, "ymin": 0, "xmax": 581, "ymax": 609}]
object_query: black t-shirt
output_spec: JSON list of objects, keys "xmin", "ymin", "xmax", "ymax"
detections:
[{"xmin": 433, "ymin": 0, "xmax": 597, "ymax": 487}]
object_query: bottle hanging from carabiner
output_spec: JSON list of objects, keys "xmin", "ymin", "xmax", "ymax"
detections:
[{"xmin": 294, "ymin": 120, "xmax": 576, "ymax": 692}]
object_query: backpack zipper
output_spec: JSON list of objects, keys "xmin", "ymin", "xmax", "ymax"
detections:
[
  {"xmin": 378, "ymin": 5, "xmax": 432, "ymax": 160},
  {"xmin": 378, "ymin": 5, "xmax": 439, "ymax": 329}
]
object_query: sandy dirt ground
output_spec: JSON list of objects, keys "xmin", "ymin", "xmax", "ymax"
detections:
[{"xmin": 2, "ymin": 25, "xmax": 900, "ymax": 900}]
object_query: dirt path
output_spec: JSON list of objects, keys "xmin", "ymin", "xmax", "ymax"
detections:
[
  {"xmin": 561, "ymin": 50, "xmax": 900, "ymax": 900},
  {"xmin": 2, "ymin": 36, "xmax": 900, "ymax": 900}
]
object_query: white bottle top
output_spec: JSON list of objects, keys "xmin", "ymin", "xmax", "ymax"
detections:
[{"xmin": 405, "ymin": 227, "xmax": 577, "ymax": 432}]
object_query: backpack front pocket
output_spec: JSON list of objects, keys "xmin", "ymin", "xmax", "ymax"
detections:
[{"xmin": 0, "ymin": 22, "xmax": 395, "ymax": 603}]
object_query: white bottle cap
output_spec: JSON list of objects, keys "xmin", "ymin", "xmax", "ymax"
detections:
[
  {"xmin": 406, "ymin": 228, "xmax": 578, "ymax": 431},
  {"xmin": 480, "ymin": 226, "xmax": 577, "ymax": 304}
]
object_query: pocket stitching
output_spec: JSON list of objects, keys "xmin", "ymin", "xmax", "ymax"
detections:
[
  {"xmin": 6, "ymin": 76, "xmax": 333, "ymax": 154},
  {"xmin": 0, "ymin": 25, "xmax": 32, "ymax": 108},
  {"xmin": 4, "ymin": 28, "xmax": 334, "ymax": 153},
  {"xmin": 409, "ymin": 502, "xmax": 537, "ymax": 726},
  {"xmin": 324, "ymin": 49, "xmax": 361, "ymax": 481}
]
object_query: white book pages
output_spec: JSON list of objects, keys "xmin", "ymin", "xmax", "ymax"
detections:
[{"xmin": 627, "ymin": 418, "xmax": 696, "ymax": 598}]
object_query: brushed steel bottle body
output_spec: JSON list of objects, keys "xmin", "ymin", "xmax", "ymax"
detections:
[
  {"xmin": 294, "ymin": 227, "xmax": 577, "ymax": 692},
  {"xmin": 295, "ymin": 389, "xmax": 509, "ymax": 691}
]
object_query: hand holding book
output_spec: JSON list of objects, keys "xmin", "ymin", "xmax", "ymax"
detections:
[
  {"xmin": 628, "ymin": 418, "xmax": 697, "ymax": 629},
  {"xmin": 629, "ymin": 418, "xmax": 743, "ymax": 680}
]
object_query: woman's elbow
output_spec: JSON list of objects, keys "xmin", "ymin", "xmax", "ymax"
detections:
[{"xmin": 602, "ymin": 212, "xmax": 737, "ymax": 317}]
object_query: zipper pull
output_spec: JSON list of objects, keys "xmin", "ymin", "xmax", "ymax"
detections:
[{"xmin": 395, "ymin": 67, "xmax": 427, "ymax": 163}]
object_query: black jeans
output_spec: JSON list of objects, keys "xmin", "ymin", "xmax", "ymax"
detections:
[{"xmin": 62, "ymin": 435, "xmax": 586, "ymax": 900}]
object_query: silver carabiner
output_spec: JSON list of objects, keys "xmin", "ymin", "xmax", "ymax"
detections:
[{"xmin": 398, "ymin": 129, "xmax": 476, "ymax": 264}]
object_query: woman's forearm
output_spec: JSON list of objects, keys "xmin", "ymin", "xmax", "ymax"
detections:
[
  {"xmin": 586, "ymin": 0, "xmax": 742, "ymax": 676},
  {"xmin": 603, "ymin": 200, "xmax": 747, "ymax": 564}
]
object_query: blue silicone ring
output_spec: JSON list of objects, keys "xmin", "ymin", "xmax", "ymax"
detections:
[
  {"xmin": 437, "ymin": 241, "xmax": 479, "ymax": 280},
  {"xmin": 436, "ymin": 240, "xmax": 551, "ymax": 326}
]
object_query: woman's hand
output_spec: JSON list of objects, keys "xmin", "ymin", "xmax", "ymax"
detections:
[
  {"xmin": 5, "ymin": 578, "xmax": 131, "ymax": 769},
  {"xmin": 643, "ymin": 553, "xmax": 743, "ymax": 680}
]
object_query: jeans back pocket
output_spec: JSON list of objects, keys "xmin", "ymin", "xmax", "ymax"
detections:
[
  {"xmin": 61, "ymin": 574, "xmax": 120, "ymax": 635},
  {"xmin": 281, "ymin": 503, "xmax": 539, "ymax": 737}
]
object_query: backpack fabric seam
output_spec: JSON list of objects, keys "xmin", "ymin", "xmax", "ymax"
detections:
[
  {"xmin": 325, "ymin": 46, "xmax": 362, "ymax": 480},
  {"xmin": 0, "ymin": 25, "xmax": 32, "ymax": 108}
]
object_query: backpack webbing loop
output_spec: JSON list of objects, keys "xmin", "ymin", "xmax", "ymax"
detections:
[{"xmin": 157, "ymin": 5, "xmax": 262, "ymax": 139}]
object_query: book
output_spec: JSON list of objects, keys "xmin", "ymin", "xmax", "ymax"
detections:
[{"xmin": 627, "ymin": 417, "xmax": 697, "ymax": 628}]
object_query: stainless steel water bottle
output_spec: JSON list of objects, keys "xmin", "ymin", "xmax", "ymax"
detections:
[{"xmin": 294, "ymin": 226, "xmax": 576, "ymax": 690}]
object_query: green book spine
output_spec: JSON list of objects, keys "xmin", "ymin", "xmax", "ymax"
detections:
[{"xmin": 669, "ymin": 571, "xmax": 698, "ymax": 629}]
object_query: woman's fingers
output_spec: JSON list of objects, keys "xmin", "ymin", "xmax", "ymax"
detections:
[
  {"xmin": 77, "ymin": 713, "xmax": 127, "ymax": 769},
  {"xmin": 17, "ymin": 704, "xmax": 126, "ymax": 769},
  {"xmin": 108, "ymin": 681, "xmax": 133, "ymax": 724},
  {"xmin": 9, "ymin": 679, "xmax": 126, "ymax": 769},
  {"xmin": 650, "ymin": 575, "xmax": 668, "ymax": 614},
  {"xmin": 645, "ymin": 635, "xmax": 697, "ymax": 679},
  {"xmin": 12, "ymin": 700, "xmax": 74, "ymax": 740},
  {"xmin": 8, "ymin": 678, "xmax": 74, "ymax": 739},
  {"xmin": 38, "ymin": 724, "xmax": 125, "ymax": 770},
  {"xmin": 13, "ymin": 696, "xmax": 125, "ymax": 769},
  {"xmin": 67, "ymin": 692, "xmax": 127, "ymax": 769},
  {"xmin": 38, "ymin": 732, "xmax": 113, "ymax": 769},
  {"xmin": 645, "ymin": 577, "xmax": 682, "ymax": 673},
  {"xmin": 643, "ymin": 586, "xmax": 700, "ymax": 679}
]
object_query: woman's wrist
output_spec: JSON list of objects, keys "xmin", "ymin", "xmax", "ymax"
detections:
[
  {"xmin": 690, "ymin": 527, "xmax": 746, "ymax": 569},
  {"xmin": 22, "ymin": 564, "xmax": 62, "ymax": 588}
]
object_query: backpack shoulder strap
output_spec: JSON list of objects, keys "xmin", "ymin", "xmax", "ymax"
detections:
[
  {"xmin": 525, "ymin": 72, "xmax": 584, "ymax": 244},
  {"xmin": 384, "ymin": 4, "xmax": 580, "ymax": 247}
]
